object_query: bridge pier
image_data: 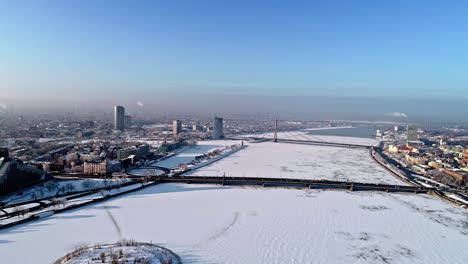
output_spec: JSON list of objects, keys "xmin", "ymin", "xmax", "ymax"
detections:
[{"xmin": 349, "ymin": 184, "xmax": 354, "ymax": 191}]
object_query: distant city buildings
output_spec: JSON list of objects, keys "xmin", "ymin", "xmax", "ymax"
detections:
[
  {"xmin": 407, "ymin": 125, "xmax": 418, "ymax": 144},
  {"xmin": 173, "ymin": 120, "xmax": 182, "ymax": 135},
  {"xmin": 114, "ymin": 106, "xmax": 125, "ymax": 131},
  {"xmin": 124, "ymin": 115, "xmax": 132, "ymax": 129},
  {"xmin": 384, "ymin": 127, "xmax": 468, "ymax": 188},
  {"xmin": 213, "ymin": 116, "xmax": 224, "ymax": 140}
]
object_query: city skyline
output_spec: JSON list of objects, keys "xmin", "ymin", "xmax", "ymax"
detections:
[
  {"xmin": 1, "ymin": 0, "xmax": 467, "ymax": 104},
  {"xmin": 1, "ymin": 95, "xmax": 467, "ymax": 123},
  {"xmin": 2, "ymin": 2, "xmax": 468, "ymax": 263}
]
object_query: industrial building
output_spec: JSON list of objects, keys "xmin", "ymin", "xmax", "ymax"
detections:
[
  {"xmin": 0, "ymin": 149, "xmax": 52, "ymax": 196},
  {"xmin": 173, "ymin": 120, "xmax": 182, "ymax": 135},
  {"xmin": 114, "ymin": 106, "xmax": 125, "ymax": 131},
  {"xmin": 213, "ymin": 116, "xmax": 224, "ymax": 140}
]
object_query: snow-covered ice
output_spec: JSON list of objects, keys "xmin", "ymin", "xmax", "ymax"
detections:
[
  {"xmin": 242, "ymin": 130, "xmax": 380, "ymax": 146},
  {"xmin": 1, "ymin": 135, "xmax": 465, "ymax": 263},
  {"xmin": 0, "ymin": 184, "xmax": 466, "ymax": 264},
  {"xmin": 186, "ymin": 141, "xmax": 406, "ymax": 185}
]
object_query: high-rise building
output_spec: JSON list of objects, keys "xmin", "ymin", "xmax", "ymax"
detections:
[
  {"xmin": 213, "ymin": 116, "xmax": 224, "ymax": 139},
  {"xmin": 173, "ymin": 120, "xmax": 182, "ymax": 135},
  {"xmin": 114, "ymin": 106, "xmax": 125, "ymax": 131},
  {"xmin": 407, "ymin": 125, "xmax": 418, "ymax": 144},
  {"xmin": 124, "ymin": 115, "xmax": 132, "ymax": 128}
]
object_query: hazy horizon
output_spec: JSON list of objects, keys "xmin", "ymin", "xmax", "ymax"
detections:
[
  {"xmin": 1, "ymin": 1, "xmax": 467, "ymax": 122},
  {"xmin": 1, "ymin": 94, "xmax": 466, "ymax": 123}
]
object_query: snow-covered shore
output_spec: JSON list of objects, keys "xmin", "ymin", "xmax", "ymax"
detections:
[{"xmin": 129, "ymin": 140, "xmax": 242, "ymax": 175}]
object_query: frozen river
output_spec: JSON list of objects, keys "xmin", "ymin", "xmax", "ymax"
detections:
[
  {"xmin": 186, "ymin": 141, "xmax": 406, "ymax": 185},
  {"xmin": 1, "ymin": 135, "xmax": 465, "ymax": 263},
  {"xmin": 0, "ymin": 184, "xmax": 466, "ymax": 264}
]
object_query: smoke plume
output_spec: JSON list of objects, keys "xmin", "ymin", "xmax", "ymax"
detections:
[{"xmin": 387, "ymin": 112, "xmax": 408, "ymax": 118}]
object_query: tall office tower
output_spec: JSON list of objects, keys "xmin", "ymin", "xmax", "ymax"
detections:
[
  {"xmin": 173, "ymin": 120, "xmax": 182, "ymax": 135},
  {"xmin": 114, "ymin": 106, "xmax": 125, "ymax": 131},
  {"xmin": 407, "ymin": 125, "xmax": 418, "ymax": 145},
  {"xmin": 213, "ymin": 116, "xmax": 224, "ymax": 139},
  {"xmin": 124, "ymin": 115, "xmax": 132, "ymax": 128}
]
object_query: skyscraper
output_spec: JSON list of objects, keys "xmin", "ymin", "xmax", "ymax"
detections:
[
  {"xmin": 173, "ymin": 120, "xmax": 182, "ymax": 135},
  {"xmin": 213, "ymin": 116, "xmax": 224, "ymax": 140},
  {"xmin": 124, "ymin": 115, "xmax": 132, "ymax": 128},
  {"xmin": 114, "ymin": 106, "xmax": 125, "ymax": 131},
  {"xmin": 407, "ymin": 125, "xmax": 418, "ymax": 145}
]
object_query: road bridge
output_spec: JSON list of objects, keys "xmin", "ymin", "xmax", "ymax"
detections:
[
  {"xmin": 274, "ymin": 138, "xmax": 375, "ymax": 149},
  {"xmin": 126, "ymin": 175, "xmax": 433, "ymax": 194},
  {"xmin": 227, "ymin": 137, "xmax": 376, "ymax": 149}
]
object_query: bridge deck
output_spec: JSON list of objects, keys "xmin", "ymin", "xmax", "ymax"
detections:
[
  {"xmin": 129, "ymin": 175, "xmax": 433, "ymax": 193},
  {"xmin": 229, "ymin": 137, "xmax": 376, "ymax": 149}
]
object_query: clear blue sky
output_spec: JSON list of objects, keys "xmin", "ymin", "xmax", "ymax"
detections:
[{"xmin": 1, "ymin": 0, "xmax": 467, "ymax": 101}]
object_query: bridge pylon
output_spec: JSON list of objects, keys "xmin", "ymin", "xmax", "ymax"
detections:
[{"xmin": 274, "ymin": 117, "xmax": 278, "ymax": 142}]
